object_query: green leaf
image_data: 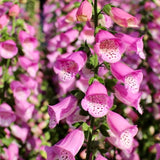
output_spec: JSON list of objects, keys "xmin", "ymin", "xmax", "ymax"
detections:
[
  {"xmin": 89, "ymin": 54, "xmax": 99, "ymax": 68},
  {"xmin": 2, "ymin": 137, "xmax": 14, "ymax": 146},
  {"xmin": 44, "ymin": 132, "xmax": 50, "ymax": 141},
  {"xmin": 88, "ymin": 77, "xmax": 95, "ymax": 85},
  {"xmin": 94, "ymin": 75, "xmax": 104, "ymax": 84},
  {"xmin": 110, "ymin": 105, "xmax": 117, "ymax": 111},
  {"xmin": 82, "ymin": 122, "xmax": 90, "ymax": 131},
  {"xmin": 103, "ymin": 4, "xmax": 112, "ymax": 15}
]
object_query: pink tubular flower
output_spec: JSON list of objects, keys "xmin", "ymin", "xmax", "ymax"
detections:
[
  {"xmin": 94, "ymin": 30, "xmax": 125, "ymax": 63},
  {"xmin": 11, "ymin": 124, "xmax": 29, "ymax": 143},
  {"xmin": 10, "ymin": 80, "xmax": 31, "ymax": 101},
  {"xmin": 81, "ymin": 81, "xmax": 113, "ymax": 118},
  {"xmin": 0, "ymin": 14, "xmax": 9, "ymax": 29},
  {"xmin": 76, "ymin": 0, "xmax": 92, "ymax": 22},
  {"xmin": 0, "ymin": 40, "xmax": 18, "ymax": 59},
  {"xmin": 45, "ymin": 129, "xmax": 84, "ymax": 160},
  {"xmin": 116, "ymin": 33, "xmax": 145, "ymax": 59},
  {"xmin": 106, "ymin": 111, "xmax": 138, "ymax": 153},
  {"xmin": 53, "ymin": 51, "xmax": 87, "ymax": 81},
  {"xmin": 48, "ymin": 95, "xmax": 77, "ymax": 128},
  {"xmin": 9, "ymin": 4, "xmax": 20, "ymax": 17},
  {"xmin": 109, "ymin": 7, "xmax": 138, "ymax": 28},
  {"xmin": 0, "ymin": 103, "xmax": 16, "ymax": 127},
  {"xmin": 110, "ymin": 61, "xmax": 143, "ymax": 93},
  {"xmin": 114, "ymin": 84, "xmax": 143, "ymax": 114}
]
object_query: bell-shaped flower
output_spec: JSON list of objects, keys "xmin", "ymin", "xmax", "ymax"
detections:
[
  {"xmin": 48, "ymin": 95, "xmax": 77, "ymax": 128},
  {"xmin": 9, "ymin": 4, "xmax": 20, "ymax": 17},
  {"xmin": 45, "ymin": 129, "xmax": 84, "ymax": 160},
  {"xmin": 66, "ymin": 106, "xmax": 89, "ymax": 127},
  {"xmin": 116, "ymin": 33, "xmax": 145, "ymax": 59},
  {"xmin": 76, "ymin": 0, "xmax": 92, "ymax": 22},
  {"xmin": 0, "ymin": 103, "xmax": 16, "ymax": 127},
  {"xmin": 53, "ymin": 51, "xmax": 87, "ymax": 81},
  {"xmin": 106, "ymin": 111, "xmax": 138, "ymax": 153},
  {"xmin": 10, "ymin": 80, "xmax": 31, "ymax": 101},
  {"xmin": 0, "ymin": 40, "xmax": 18, "ymax": 59},
  {"xmin": 79, "ymin": 25, "xmax": 95, "ymax": 44},
  {"xmin": 11, "ymin": 124, "xmax": 29, "ymax": 143},
  {"xmin": 65, "ymin": 8, "xmax": 78, "ymax": 23},
  {"xmin": 0, "ymin": 14, "xmax": 9, "ymax": 29},
  {"xmin": 94, "ymin": 30, "xmax": 125, "ymax": 63},
  {"xmin": 81, "ymin": 81, "xmax": 113, "ymax": 118},
  {"xmin": 114, "ymin": 84, "xmax": 143, "ymax": 114},
  {"xmin": 109, "ymin": 7, "xmax": 138, "ymax": 28},
  {"xmin": 111, "ymin": 61, "xmax": 143, "ymax": 93}
]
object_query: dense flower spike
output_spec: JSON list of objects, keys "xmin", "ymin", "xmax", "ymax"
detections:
[
  {"xmin": 106, "ymin": 111, "xmax": 138, "ymax": 152},
  {"xmin": 54, "ymin": 51, "xmax": 87, "ymax": 81},
  {"xmin": 0, "ymin": 103, "xmax": 16, "ymax": 127},
  {"xmin": 45, "ymin": 129, "xmax": 84, "ymax": 160},
  {"xmin": 48, "ymin": 95, "xmax": 77, "ymax": 128},
  {"xmin": 94, "ymin": 30, "xmax": 125, "ymax": 63},
  {"xmin": 76, "ymin": 0, "xmax": 92, "ymax": 22},
  {"xmin": 111, "ymin": 61, "xmax": 143, "ymax": 93},
  {"xmin": 114, "ymin": 84, "xmax": 143, "ymax": 114},
  {"xmin": 109, "ymin": 7, "xmax": 138, "ymax": 28},
  {"xmin": 0, "ymin": 40, "xmax": 18, "ymax": 59},
  {"xmin": 81, "ymin": 81, "xmax": 113, "ymax": 117}
]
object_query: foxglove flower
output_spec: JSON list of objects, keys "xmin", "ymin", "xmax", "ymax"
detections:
[
  {"xmin": 116, "ymin": 33, "xmax": 145, "ymax": 59},
  {"xmin": 54, "ymin": 51, "xmax": 87, "ymax": 81},
  {"xmin": 0, "ymin": 103, "xmax": 16, "ymax": 127},
  {"xmin": 45, "ymin": 129, "xmax": 84, "ymax": 160},
  {"xmin": 109, "ymin": 7, "xmax": 138, "ymax": 28},
  {"xmin": 9, "ymin": 4, "xmax": 20, "ymax": 17},
  {"xmin": 48, "ymin": 95, "xmax": 77, "ymax": 128},
  {"xmin": 94, "ymin": 30, "xmax": 125, "ymax": 63},
  {"xmin": 106, "ymin": 111, "xmax": 138, "ymax": 153},
  {"xmin": 0, "ymin": 40, "xmax": 18, "ymax": 59},
  {"xmin": 10, "ymin": 80, "xmax": 31, "ymax": 101},
  {"xmin": 76, "ymin": 0, "xmax": 92, "ymax": 22},
  {"xmin": 81, "ymin": 81, "xmax": 113, "ymax": 117},
  {"xmin": 0, "ymin": 14, "xmax": 9, "ymax": 29},
  {"xmin": 66, "ymin": 107, "xmax": 89, "ymax": 127},
  {"xmin": 111, "ymin": 61, "xmax": 143, "ymax": 93},
  {"xmin": 114, "ymin": 84, "xmax": 143, "ymax": 114},
  {"xmin": 11, "ymin": 124, "xmax": 29, "ymax": 143}
]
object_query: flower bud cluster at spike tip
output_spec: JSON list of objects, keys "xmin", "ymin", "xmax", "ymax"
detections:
[
  {"xmin": 109, "ymin": 7, "xmax": 139, "ymax": 28},
  {"xmin": 76, "ymin": 0, "xmax": 92, "ymax": 22},
  {"xmin": 9, "ymin": 4, "xmax": 20, "ymax": 17}
]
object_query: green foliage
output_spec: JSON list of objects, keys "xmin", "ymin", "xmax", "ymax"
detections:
[{"xmin": 102, "ymin": 4, "xmax": 112, "ymax": 15}]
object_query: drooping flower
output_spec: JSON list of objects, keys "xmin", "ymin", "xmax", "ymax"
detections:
[
  {"xmin": 106, "ymin": 111, "xmax": 138, "ymax": 153},
  {"xmin": 0, "ymin": 14, "xmax": 9, "ymax": 29},
  {"xmin": 53, "ymin": 51, "xmax": 87, "ymax": 81},
  {"xmin": 48, "ymin": 95, "xmax": 77, "ymax": 128},
  {"xmin": 109, "ymin": 7, "xmax": 138, "ymax": 28},
  {"xmin": 76, "ymin": 0, "xmax": 92, "ymax": 22},
  {"xmin": 114, "ymin": 84, "xmax": 143, "ymax": 114},
  {"xmin": 45, "ymin": 129, "xmax": 84, "ymax": 160},
  {"xmin": 9, "ymin": 4, "xmax": 20, "ymax": 17},
  {"xmin": 0, "ymin": 103, "xmax": 16, "ymax": 127},
  {"xmin": 0, "ymin": 40, "xmax": 18, "ymax": 59},
  {"xmin": 94, "ymin": 30, "xmax": 125, "ymax": 63},
  {"xmin": 116, "ymin": 33, "xmax": 145, "ymax": 59},
  {"xmin": 81, "ymin": 81, "xmax": 113, "ymax": 118},
  {"xmin": 110, "ymin": 61, "xmax": 143, "ymax": 93}
]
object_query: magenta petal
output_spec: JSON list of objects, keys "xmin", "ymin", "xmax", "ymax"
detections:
[
  {"xmin": 45, "ymin": 129, "xmax": 84, "ymax": 159},
  {"xmin": 48, "ymin": 95, "xmax": 77, "ymax": 128},
  {"xmin": 96, "ymin": 154, "xmax": 108, "ymax": 160},
  {"xmin": 81, "ymin": 81, "xmax": 113, "ymax": 117},
  {"xmin": 0, "ymin": 40, "xmax": 18, "ymax": 59},
  {"xmin": 114, "ymin": 84, "xmax": 143, "ymax": 114}
]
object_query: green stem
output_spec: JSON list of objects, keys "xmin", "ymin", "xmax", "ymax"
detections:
[
  {"xmin": 94, "ymin": 0, "xmax": 98, "ymax": 31},
  {"xmin": 86, "ymin": 116, "xmax": 95, "ymax": 160},
  {"xmin": 11, "ymin": 16, "xmax": 16, "ymax": 35}
]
